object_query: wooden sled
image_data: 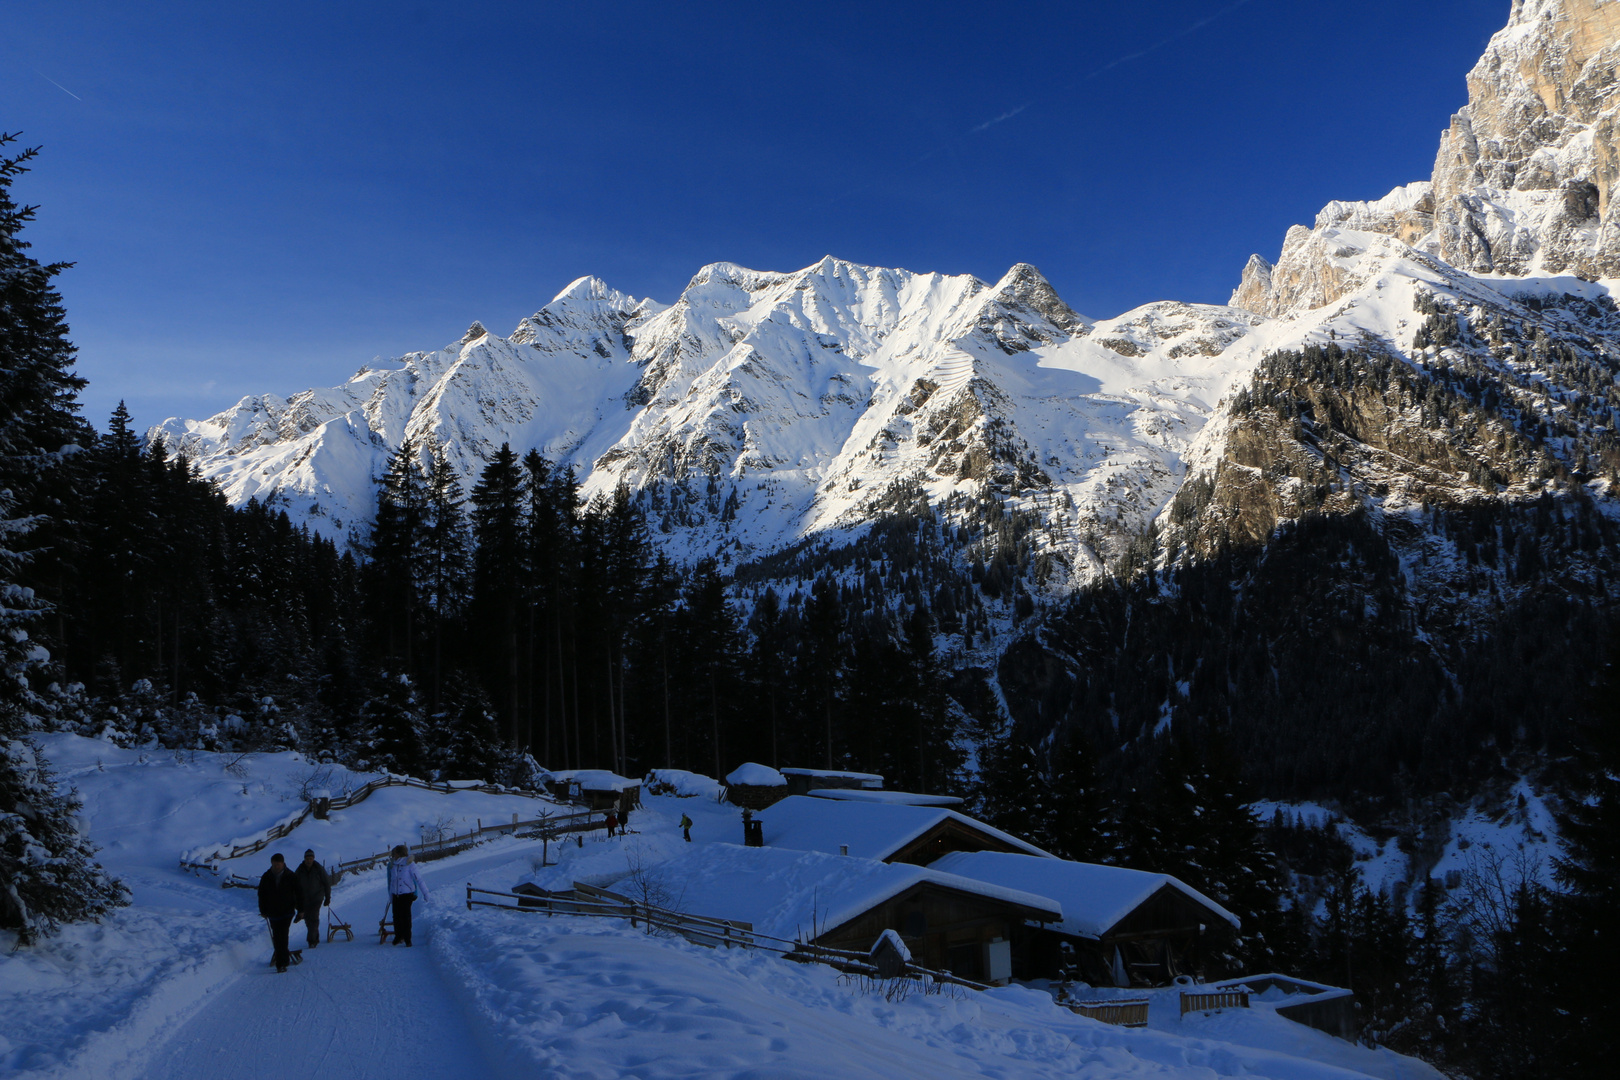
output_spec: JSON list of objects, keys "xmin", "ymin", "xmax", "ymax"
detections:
[
  {"xmin": 327, "ymin": 906, "xmax": 354, "ymax": 943},
  {"xmin": 378, "ymin": 900, "xmax": 395, "ymax": 945}
]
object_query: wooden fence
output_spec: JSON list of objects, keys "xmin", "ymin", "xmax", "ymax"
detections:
[
  {"xmin": 1180, "ymin": 989, "xmax": 1250, "ymax": 1015},
  {"xmin": 1067, "ymin": 999, "xmax": 1151, "ymax": 1027},
  {"xmin": 181, "ymin": 772, "xmax": 592, "ymax": 874},
  {"xmin": 465, "ymin": 884, "xmax": 992, "ymax": 991}
]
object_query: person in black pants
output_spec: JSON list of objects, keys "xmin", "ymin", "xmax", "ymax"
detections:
[
  {"xmin": 386, "ymin": 845, "xmax": 429, "ymax": 947},
  {"xmin": 295, "ymin": 849, "xmax": 331, "ymax": 948},
  {"xmin": 257, "ymin": 852, "xmax": 302, "ymax": 972}
]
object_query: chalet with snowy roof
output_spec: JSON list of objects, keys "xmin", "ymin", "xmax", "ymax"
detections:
[
  {"xmin": 929, "ymin": 851, "xmax": 1240, "ymax": 987},
  {"xmin": 723, "ymin": 762, "xmax": 788, "ymax": 810},
  {"xmin": 639, "ymin": 844, "xmax": 1061, "ymax": 985},
  {"xmin": 543, "ymin": 769, "xmax": 640, "ymax": 814},
  {"xmin": 758, "ymin": 795, "xmax": 1052, "ymax": 865},
  {"xmin": 779, "ymin": 767, "xmax": 883, "ymax": 797}
]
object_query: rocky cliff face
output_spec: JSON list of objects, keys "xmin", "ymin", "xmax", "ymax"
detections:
[{"xmin": 1235, "ymin": 0, "xmax": 1620, "ymax": 318}]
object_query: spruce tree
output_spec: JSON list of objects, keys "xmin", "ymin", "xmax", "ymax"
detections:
[
  {"xmin": 1549, "ymin": 642, "xmax": 1620, "ymax": 1072},
  {"xmin": 0, "ymin": 134, "xmax": 127, "ymax": 941},
  {"xmin": 1047, "ymin": 730, "xmax": 1106, "ymax": 862}
]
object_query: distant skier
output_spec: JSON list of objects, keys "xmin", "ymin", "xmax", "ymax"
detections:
[
  {"xmin": 680, "ymin": 813, "xmax": 692, "ymax": 842},
  {"xmin": 386, "ymin": 845, "xmax": 429, "ymax": 947},
  {"xmin": 296, "ymin": 848, "xmax": 331, "ymax": 949},
  {"xmin": 605, "ymin": 810, "xmax": 619, "ymax": 837},
  {"xmin": 257, "ymin": 852, "xmax": 301, "ymax": 972}
]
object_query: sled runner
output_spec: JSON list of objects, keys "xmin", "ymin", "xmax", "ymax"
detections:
[{"xmin": 327, "ymin": 905, "xmax": 354, "ymax": 943}]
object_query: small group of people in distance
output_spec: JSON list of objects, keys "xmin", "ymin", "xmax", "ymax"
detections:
[{"xmin": 256, "ymin": 844, "xmax": 429, "ymax": 972}]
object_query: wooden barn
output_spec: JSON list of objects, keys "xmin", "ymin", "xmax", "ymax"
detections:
[
  {"xmin": 633, "ymin": 843, "xmax": 1062, "ymax": 985},
  {"xmin": 780, "ymin": 767, "xmax": 884, "ymax": 797},
  {"xmin": 544, "ymin": 769, "xmax": 640, "ymax": 814},
  {"xmin": 758, "ymin": 795, "xmax": 1052, "ymax": 866},
  {"xmin": 929, "ymin": 851, "xmax": 1240, "ymax": 987},
  {"xmin": 723, "ymin": 763, "xmax": 789, "ymax": 810}
]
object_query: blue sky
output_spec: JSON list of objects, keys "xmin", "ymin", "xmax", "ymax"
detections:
[{"xmin": 6, "ymin": 1, "xmax": 1507, "ymax": 433}]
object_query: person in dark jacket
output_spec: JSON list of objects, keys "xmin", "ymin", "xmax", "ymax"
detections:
[
  {"xmin": 295, "ymin": 849, "xmax": 331, "ymax": 948},
  {"xmin": 257, "ymin": 852, "xmax": 302, "ymax": 972}
]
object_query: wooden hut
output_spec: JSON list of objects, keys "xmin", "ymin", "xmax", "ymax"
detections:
[
  {"xmin": 637, "ymin": 844, "xmax": 1061, "ymax": 985},
  {"xmin": 928, "ymin": 851, "xmax": 1240, "ymax": 987},
  {"xmin": 780, "ymin": 767, "xmax": 883, "ymax": 797},
  {"xmin": 545, "ymin": 769, "xmax": 640, "ymax": 814},
  {"xmin": 723, "ymin": 763, "xmax": 789, "ymax": 810},
  {"xmin": 758, "ymin": 795, "xmax": 1052, "ymax": 866}
]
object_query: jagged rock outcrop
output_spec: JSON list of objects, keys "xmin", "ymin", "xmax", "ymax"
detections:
[
  {"xmin": 1432, "ymin": 0, "xmax": 1620, "ymax": 276},
  {"xmin": 1234, "ymin": 0, "xmax": 1620, "ymax": 317}
]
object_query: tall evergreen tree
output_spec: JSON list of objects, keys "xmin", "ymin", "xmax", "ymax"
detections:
[
  {"xmin": 0, "ymin": 134, "xmax": 126, "ymax": 941},
  {"xmin": 1549, "ymin": 642, "xmax": 1620, "ymax": 1073},
  {"xmin": 470, "ymin": 443, "xmax": 525, "ymax": 746}
]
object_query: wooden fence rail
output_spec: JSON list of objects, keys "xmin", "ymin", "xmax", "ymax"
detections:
[
  {"xmin": 181, "ymin": 773, "xmax": 600, "ymax": 875},
  {"xmin": 464, "ymin": 885, "xmax": 992, "ymax": 992},
  {"xmin": 1180, "ymin": 990, "xmax": 1250, "ymax": 1015},
  {"xmin": 1066, "ymin": 999, "xmax": 1151, "ymax": 1027}
]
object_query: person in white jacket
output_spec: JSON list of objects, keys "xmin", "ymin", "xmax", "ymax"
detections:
[{"xmin": 386, "ymin": 845, "xmax": 429, "ymax": 947}]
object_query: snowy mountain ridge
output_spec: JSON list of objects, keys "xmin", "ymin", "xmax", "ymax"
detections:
[
  {"xmin": 156, "ymin": 256, "xmax": 1278, "ymax": 580},
  {"xmin": 157, "ymin": 0, "xmax": 1620, "ymax": 595}
]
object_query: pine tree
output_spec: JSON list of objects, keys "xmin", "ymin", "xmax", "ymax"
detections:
[
  {"xmin": 0, "ymin": 133, "xmax": 127, "ymax": 941},
  {"xmin": 365, "ymin": 439, "xmax": 427, "ymax": 666},
  {"xmin": 470, "ymin": 443, "xmax": 525, "ymax": 747},
  {"xmin": 1548, "ymin": 641, "xmax": 1620, "ymax": 1072},
  {"xmin": 1047, "ymin": 730, "xmax": 1106, "ymax": 863},
  {"xmin": 420, "ymin": 444, "xmax": 471, "ymax": 707}
]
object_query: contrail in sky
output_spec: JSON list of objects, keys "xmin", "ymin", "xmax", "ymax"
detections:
[
  {"xmin": 966, "ymin": 0, "xmax": 1257, "ymax": 134},
  {"xmin": 35, "ymin": 69, "xmax": 82, "ymax": 100}
]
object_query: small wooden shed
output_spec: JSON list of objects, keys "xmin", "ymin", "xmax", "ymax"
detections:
[
  {"xmin": 635, "ymin": 843, "xmax": 1061, "ymax": 986},
  {"xmin": 723, "ymin": 763, "xmax": 789, "ymax": 810},
  {"xmin": 929, "ymin": 851, "xmax": 1241, "ymax": 987},
  {"xmin": 780, "ymin": 767, "xmax": 884, "ymax": 797},
  {"xmin": 544, "ymin": 769, "xmax": 640, "ymax": 814},
  {"xmin": 758, "ymin": 795, "xmax": 1053, "ymax": 866}
]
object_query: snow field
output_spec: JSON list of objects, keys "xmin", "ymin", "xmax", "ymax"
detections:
[{"xmin": 6, "ymin": 740, "xmax": 1446, "ymax": 1079}]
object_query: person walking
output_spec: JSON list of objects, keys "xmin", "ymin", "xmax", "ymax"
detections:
[
  {"xmin": 680, "ymin": 813, "xmax": 692, "ymax": 842},
  {"xmin": 257, "ymin": 852, "xmax": 302, "ymax": 972},
  {"xmin": 605, "ymin": 810, "xmax": 619, "ymax": 838},
  {"xmin": 386, "ymin": 844, "xmax": 428, "ymax": 947},
  {"xmin": 295, "ymin": 849, "xmax": 331, "ymax": 949}
]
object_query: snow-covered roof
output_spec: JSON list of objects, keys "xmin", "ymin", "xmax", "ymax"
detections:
[
  {"xmin": 725, "ymin": 762, "xmax": 786, "ymax": 787},
  {"xmin": 640, "ymin": 843, "xmax": 1061, "ymax": 943},
  {"xmin": 807, "ymin": 789, "xmax": 963, "ymax": 807},
  {"xmin": 779, "ymin": 768, "xmax": 884, "ymax": 780},
  {"xmin": 758, "ymin": 796, "xmax": 1053, "ymax": 862},
  {"xmin": 644, "ymin": 769, "xmax": 722, "ymax": 799},
  {"xmin": 547, "ymin": 769, "xmax": 638, "ymax": 792},
  {"xmin": 928, "ymin": 851, "xmax": 1240, "ymax": 938}
]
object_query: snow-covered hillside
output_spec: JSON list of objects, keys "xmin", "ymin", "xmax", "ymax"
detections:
[
  {"xmin": 1, "ymin": 736, "xmax": 1444, "ymax": 1080},
  {"xmin": 155, "ymin": 257, "xmax": 1287, "ymax": 577}
]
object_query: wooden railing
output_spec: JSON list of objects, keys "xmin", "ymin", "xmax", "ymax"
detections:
[
  {"xmin": 180, "ymin": 773, "xmax": 587, "ymax": 873},
  {"xmin": 1067, "ymin": 999, "xmax": 1150, "ymax": 1027},
  {"xmin": 1180, "ymin": 989, "xmax": 1250, "ymax": 1015},
  {"xmin": 465, "ymin": 884, "xmax": 992, "ymax": 991}
]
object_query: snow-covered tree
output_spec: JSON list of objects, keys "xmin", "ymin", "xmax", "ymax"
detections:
[{"xmin": 0, "ymin": 133, "xmax": 126, "ymax": 941}]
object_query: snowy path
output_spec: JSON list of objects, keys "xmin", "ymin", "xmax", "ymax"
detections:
[{"xmin": 138, "ymin": 849, "xmax": 523, "ymax": 1080}]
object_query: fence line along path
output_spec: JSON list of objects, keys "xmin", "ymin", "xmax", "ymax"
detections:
[{"xmin": 181, "ymin": 771, "xmax": 605, "ymax": 876}]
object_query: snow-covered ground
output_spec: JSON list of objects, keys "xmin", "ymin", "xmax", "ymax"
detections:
[{"xmin": 4, "ymin": 735, "xmax": 1444, "ymax": 1079}]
